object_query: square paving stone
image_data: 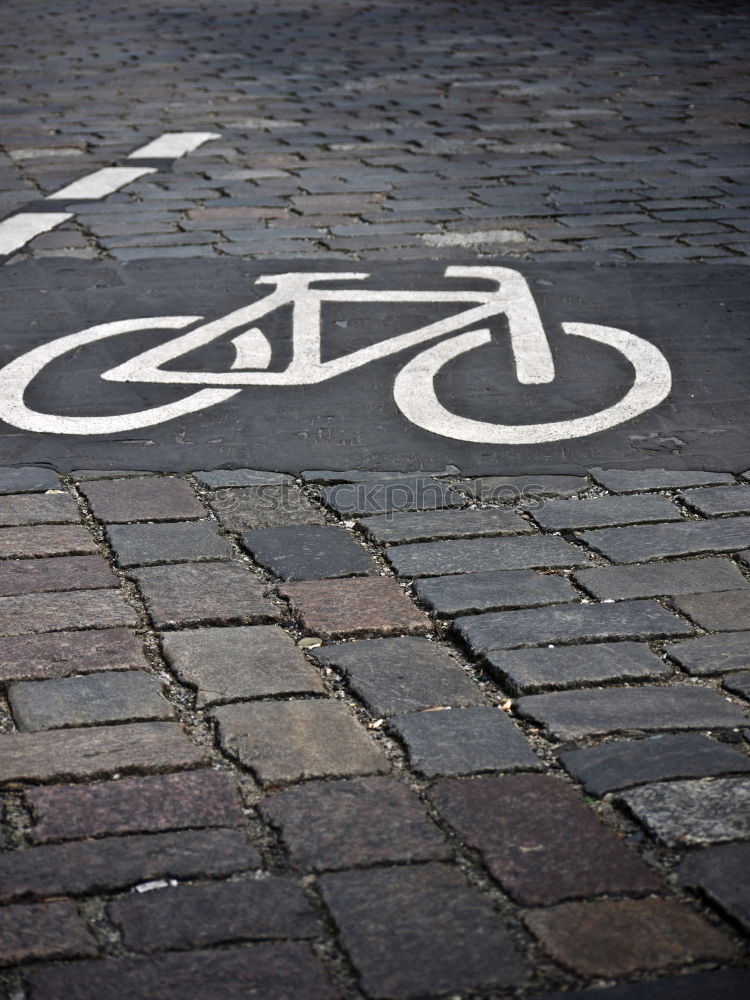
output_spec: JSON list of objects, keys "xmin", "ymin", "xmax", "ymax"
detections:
[
  {"xmin": 212, "ymin": 699, "xmax": 388, "ymax": 785},
  {"xmin": 485, "ymin": 642, "xmax": 671, "ymax": 695},
  {"xmin": 0, "ymin": 721, "xmax": 206, "ymax": 785},
  {"xmin": 208, "ymin": 485, "xmax": 326, "ymax": 532},
  {"xmin": 0, "ymin": 467, "xmax": 59, "ymax": 494},
  {"xmin": 261, "ymin": 776, "xmax": 449, "ymax": 871},
  {"xmin": 559, "ymin": 733, "xmax": 750, "ymax": 796},
  {"xmin": 279, "ymin": 577, "xmax": 431, "ymax": 639},
  {"xmin": 160, "ymin": 625, "xmax": 324, "ymax": 706},
  {"xmin": 0, "ymin": 555, "xmax": 118, "ymax": 597},
  {"xmin": 386, "ymin": 535, "xmax": 588, "ymax": 577},
  {"xmin": 318, "ymin": 863, "xmax": 528, "ymax": 998},
  {"xmin": 356, "ymin": 508, "xmax": 533, "ymax": 544},
  {"xmin": 0, "ymin": 628, "xmax": 148, "ymax": 683},
  {"xmin": 516, "ymin": 685, "xmax": 747, "ymax": 740},
  {"xmin": 0, "ymin": 524, "xmax": 98, "ymax": 558},
  {"xmin": 0, "ymin": 829, "xmax": 259, "ymax": 903},
  {"xmin": 0, "ymin": 491, "xmax": 80, "ymax": 526},
  {"xmin": 589, "ymin": 468, "xmax": 734, "ymax": 493},
  {"xmin": 194, "ymin": 468, "xmax": 293, "ymax": 488},
  {"xmin": 665, "ymin": 631, "xmax": 750, "ymax": 675},
  {"xmin": 24, "ymin": 943, "xmax": 339, "ymax": 1000},
  {"xmin": 413, "ymin": 568, "xmax": 575, "ymax": 616},
  {"xmin": 670, "ymin": 590, "xmax": 750, "ymax": 631},
  {"xmin": 108, "ymin": 878, "xmax": 319, "ymax": 953},
  {"xmin": 131, "ymin": 562, "xmax": 279, "ymax": 629},
  {"xmin": 0, "ymin": 901, "xmax": 97, "ymax": 967},
  {"xmin": 573, "ymin": 556, "xmax": 748, "ymax": 602},
  {"xmin": 107, "ymin": 521, "xmax": 232, "ymax": 567},
  {"xmin": 0, "ymin": 589, "xmax": 137, "ymax": 637},
  {"xmin": 678, "ymin": 842, "xmax": 750, "ymax": 932},
  {"xmin": 321, "ymin": 477, "xmax": 464, "ymax": 516},
  {"xmin": 724, "ymin": 671, "xmax": 750, "ymax": 699},
  {"xmin": 618, "ymin": 776, "xmax": 750, "ymax": 846},
  {"xmin": 459, "ymin": 475, "xmax": 588, "ymax": 501},
  {"xmin": 529, "ymin": 493, "xmax": 681, "ymax": 531},
  {"xmin": 429, "ymin": 774, "xmax": 660, "ymax": 905},
  {"xmin": 241, "ymin": 525, "xmax": 376, "ymax": 580},
  {"xmin": 580, "ymin": 517, "xmax": 750, "ymax": 563},
  {"xmin": 8, "ymin": 670, "xmax": 173, "ymax": 732},
  {"xmin": 26, "ymin": 769, "xmax": 243, "ymax": 843},
  {"xmin": 678, "ymin": 484, "xmax": 750, "ymax": 516},
  {"xmin": 523, "ymin": 898, "xmax": 736, "ymax": 978},
  {"xmin": 454, "ymin": 599, "xmax": 691, "ymax": 655},
  {"xmin": 311, "ymin": 637, "xmax": 484, "ymax": 715},
  {"xmin": 80, "ymin": 476, "xmax": 205, "ymax": 522},
  {"xmin": 389, "ymin": 706, "xmax": 542, "ymax": 777}
]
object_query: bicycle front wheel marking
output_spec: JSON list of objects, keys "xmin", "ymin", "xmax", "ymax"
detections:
[{"xmin": 392, "ymin": 323, "xmax": 672, "ymax": 445}]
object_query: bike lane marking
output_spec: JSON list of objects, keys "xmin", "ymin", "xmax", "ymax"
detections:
[{"xmin": 0, "ymin": 132, "xmax": 221, "ymax": 257}]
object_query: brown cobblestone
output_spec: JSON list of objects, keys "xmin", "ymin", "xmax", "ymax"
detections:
[
  {"xmin": 0, "ymin": 901, "xmax": 98, "ymax": 966},
  {"xmin": 0, "ymin": 628, "xmax": 148, "ymax": 682},
  {"xmin": 27, "ymin": 769, "xmax": 244, "ymax": 842},
  {"xmin": 0, "ymin": 492, "xmax": 80, "ymax": 526},
  {"xmin": 0, "ymin": 589, "xmax": 137, "ymax": 636},
  {"xmin": 279, "ymin": 576, "xmax": 431, "ymax": 638},
  {"xmin": 80, "ymin": 476, "xmax": 205, "ymax": 523},
  {"xmin": 0, "ymin": 524, "xmax": 97, "ymax": 558},
  {"xmin": 0, "ymin": 722, "xmax": 208, "ymax": 785},
  {"xmin": 429, "ymin": 774, "xmax": 661, "ymax": 904},
  {"xmin": 524, "ymin": 898, "xmax": 738, "ymax": 977},
  {"xmin": 0, "ymin": 555, "xmax": 118, "ymax": 597}
]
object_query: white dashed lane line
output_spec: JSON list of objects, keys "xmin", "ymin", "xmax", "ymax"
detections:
[
  {"xmin": 0, "ymin": 131, "xmax": 220, "ymax": 257},
  {"xmin": 0, "ymin": 213, "xmax": 73, "ymax": 256}
]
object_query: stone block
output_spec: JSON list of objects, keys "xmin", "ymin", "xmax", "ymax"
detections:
[
  {"xmin": 160, "ymin": 625, "xmax": 324, "ymax": 705},
  {"xmin": 429, "ymin": 774, "xmax": 659, "ymax": 905},
  {"xmin": 321, "ymin": 477, "xmax": 463, "ymax": 515},
  {"xmin": 589, "ymin": 468, "xmax": 734, "ymax": 492},
  {"xmin": 0, "ymin": 555, "xmax": 118, "ymax": 597},
  {"xmin": 0, "ymin": 901, "xmax": 97, "ymax": 967},
  {"xmin": 386, "ymin": 535, "xmax": 588, "ymax": 577},
  {"xmin": 212, "ymin": 699, "xmax": 388, "ymax": 785},
  {"xmin": 0, "ymin": 628, "xmax": 148, "ymax": 682},
  {"xmin": 0, "ymin": 491, "xmax": 79, "ymax": 526},
  {"xmin": 357, "ymin": 507, "xmax": 533, "ymax": 544},
  {"xmin": 580, "ymin": 517, "xmax": 750, "ymax": 563},
  {"xmin": 318, "ymin": 863, "xmax": 528, "ymax": 998},
  {"xmin": 0, "ymin": 467, "xmax": 59, "ymax": 493},
  {"xmin": 455, "ymin": 599, "xmax": 690, "ymax": 655},
  {"xmin": 0, "ymin": 588, "xmax": 137, "ymax": 637},
  {"xmin": 81, "ymin": 476, "xmax": 205, "ymax": 522},
  {"xmin": 486, "ymin": 642, "xmax": 670, "ymax": 695},
  {"xmin": 261, "ymin": 776, "xmax": 448, "ymax": 871},
  {"xmin": 516, "ymin": 686, "xmax": 746, "ymax": 740},
  {"xmin": 530, "ymin": 493, "xmax": 681, "ymax": 530},
  {"xmin": 724, "ymin": 671, "xmax": 750, "ymax": 699},
  {"xmin": 279, "ymin": 577, "xmax": 430, "ymax": 638},
  {"xmin": 670, "ymin": 590, "xmax": 750, "ymax": 631},
  {"xmin": 460, "ymin": 475, "xmax": 587, "ymax": 500},
  {"xmin": 560, "ymin": 733, "xmax": 750, "ymax": 796},
  {"xmin": 312, "ymin": 637, "xmax": 483, "ymax": 715},
  {"xmin": 666, "ymin": 631, "xmax": 750, "ymax": 675},
  {"xmin": 131, "ymin": 562, "xmax": 279, "ymax": 628},
  {"xmin": 107, "ymin": 520, "xmax": 232, "ymax": 567},
  {"xmin": 413, "ymin": 569, "xmax": 575, "ymax": 616},
  {"xmin": 0, "ymin": 524, "xmax": 97, "ymax": 558},
  {"xmin": 524, "ymin": 898, "xmax": 736, "ymax": 977},
  {"xmin": 241, "ymin": 525, "xmax": 375, "ymax": 580},
  {"xmin": 26, "ymin": 769, "xmax": 243, "ymax": 842},
  {"xmin": 573, "ymin": 557, "xmax": 748, "ymax": 601},
  {"xmin": 618, "ymin": 776, "xmax": 750, "ymax": 846},
  {"xmin": 194, "ymin": 468, "xmax": 293, "ymax": 488},
  {"xmin": 678, "ymin": 484, "xmax": 750, "ymax": 516},
  {"xmin": 208, "ymin": 485, "xmax": 326, "ymax": 531},
  {"xmin": 678, "ymin": 842, "xmax": 750, "ymax": 932}
]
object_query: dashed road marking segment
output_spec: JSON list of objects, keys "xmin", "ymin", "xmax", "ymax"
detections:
[
  {"xmin": 45, "ymin": 167, "xmax": 157, "ymax": 202},
  {"xmin": 0, "ymin": 213, "xmax": 73, "ymax": 256},
  {"xmin": 127, "ymin": 132, "xmax": 221, "ymax": 159},
  {"xmin": 0, "ymin": 132, "xmax": 221, "ymax": 257}
]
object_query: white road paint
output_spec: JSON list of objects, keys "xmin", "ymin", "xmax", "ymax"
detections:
[
  {"xmin": 127, "ymin": 132, "xmax": 221, "ymax": 159},
  {"xmin": 0, "ymin": 267, "xmax": 672, "ymax": 442},
  {"xmin": 421, "ymin": 229, "xmax": 527, "ymax": 247},
  {"xmin": 0, "ymin": 212, "xmax": 73, "ymax": 255},
  {"xmin": 392, "ymin": 323, "xmax": 672, "ymax": 444},
  {"xmin": 46, "ymin": 166, "xmax": 157, "ymax": 201}
]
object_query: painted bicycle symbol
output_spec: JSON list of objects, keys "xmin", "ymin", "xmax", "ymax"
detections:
[{"xmin": 0, "ymin": 266, "xmax": 671, "ymax": 442}]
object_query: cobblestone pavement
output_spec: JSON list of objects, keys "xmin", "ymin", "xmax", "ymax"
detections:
[{"xmin": 1, "ymin": 1, "xmax": 749, "ymax": 999}]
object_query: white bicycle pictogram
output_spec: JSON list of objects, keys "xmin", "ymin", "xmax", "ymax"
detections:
[{"xmin": 0, "ymin": 266, "xmax": 672, "ymax": 443}]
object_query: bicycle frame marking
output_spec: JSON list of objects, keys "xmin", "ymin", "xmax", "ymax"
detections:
[{"xmin": 0, "ymin": 266, "xmax": 672, "ymax": 442}]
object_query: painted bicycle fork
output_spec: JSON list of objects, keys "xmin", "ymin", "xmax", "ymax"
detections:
[{"xmin": 0, "ymin": 266, "xmax": 672, "ymax": 442}]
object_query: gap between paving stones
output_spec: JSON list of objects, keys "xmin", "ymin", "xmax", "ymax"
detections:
[{"xmin": 0, "ymin": 467, "xmax": 748, "ymax": 999}]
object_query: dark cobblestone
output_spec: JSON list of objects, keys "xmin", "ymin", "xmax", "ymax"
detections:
[
  {"xmin": 573, "ymin": 557, "xmax": 748, "ymax": 601},
  {"xmin": 0, "ymin": 467, "xmax": 59, "ymax": 493},
  {"xmin": 666, "ymin": 631, "xmax": 750, "ymax": 675},
  {"xmin": 670, "ymin": 590, "xmax": 750, "ymax": 632},
  {"xmin": 240, "ymin": 525, "xmax": 376, "ymax": 580},
  {"xmin": 413, "ymin": 568, "xmax": 574, "ymax": 616},
  {"xmin": 193, "ymin": 469, "xmax": 293, "ymax": 489},
  {"xmin": 678, "ymin": 843, "xmax": 750, "ymax": 932},
  {"xmin": 589, "ymin": 469, "xmax": 735, "ymax": 492},
  {"xmin": 318, "ymin": 863, "xmax": 528, "ymax": 998},
  {"xmin": 724, "ymin": 671, "xmax": 750, "ymax": 700},
  {"xmin": 386, "ymin": 534, "xmax": 588, "ymax": 577},
  {"xmin": 357, "ymin": 508, "xmax": 533, "ymax": 544},
  {"xmin": 262, "ymin": 776, "xmax": 449, "ymax": 872},
  {"xmin": 460, "ymin": 475, "xmax": 588, "ymax": 500},
  {"xmin": 106, "ymin": 520, "xmax": 232, "ymax": 567},
  {"xmin": 321, "ymin": 477, "xmax": 463, "ymax": 516},
  {"xmin": 678, "ymin": 485, "xmax": 750, "ymax": 517},
  {"xmin": 0, "ymin": 554, "xmax": 117, "ymax": 597},
  {"xmin": 560, "ymin": 734, "xmax": 750, "ymax": 796},
  {"xmin": 208, "ymin": 485, "xmax": 326, "ymax": 531},
  {"xmin": 0, "ymin": 901, "xmax": 97, "ymax": 967},
  {"xmin": 529, "ymin": 493, "xmax": 682, "ymax": 531},
  {"xmin": 580, "ymin": 517, "xmax": 750, "ymax": 562}
]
